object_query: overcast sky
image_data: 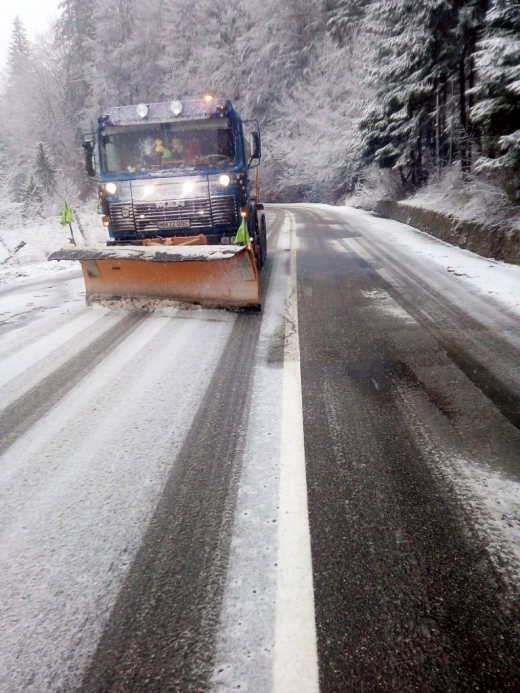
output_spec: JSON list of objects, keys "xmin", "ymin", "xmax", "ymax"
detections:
[{"xmin": 0, "ymin": 0, "xmax": 62, "ymax": 69}]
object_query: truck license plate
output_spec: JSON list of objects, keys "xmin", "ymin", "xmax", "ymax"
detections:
[{"xmin": 157, "ymin": 220, "xmax": 191, "ymax": 229}]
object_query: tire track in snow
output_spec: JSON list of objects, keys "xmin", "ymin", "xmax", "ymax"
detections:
[
  {"xmin": 336, "ymin": 220, "xmax": 520, "ymax": 433},
  {"xmin": 80, "ymin": 312, "xmax": 262, "ymax": 693},
  {"xmin": 0, "ymin": 311, "xmax": 236, "ymax": 692},
  {"xmin": 78, "ymin": 232, "xmax": 288, "ymax": 691},
  {"xmin": 0, "ymin": 310, "xmax": 114, "ymax": 391},
  {"xmin": 0, "ymin": 312, "xmax": 147, "ymax": 456},
  {"xmin": 0, "ymin": 310, "xmax": 125, "ymax": 410}
]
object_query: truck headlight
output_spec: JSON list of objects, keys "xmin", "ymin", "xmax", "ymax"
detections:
[
  {"xmin": 219, "ymin": 174, "xmax": 231, "ymax": 187},
  {"xmin": 105, "ymin": 182, "xmax": 117, "ymax": 195},
  {"xmin": 171, "ymin": 100, "xmax": 183, "ymax": 116},
  {"xmin": 136, "ymin": 103, "xmax": 149, "ymax": 118}
]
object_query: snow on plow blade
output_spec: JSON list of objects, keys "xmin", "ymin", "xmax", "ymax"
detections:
[{"xmin": 48, "ymin": 245, "xmax": 261, "ymax": 309}]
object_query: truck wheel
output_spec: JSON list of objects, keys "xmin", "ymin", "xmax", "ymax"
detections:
[
  {"xmin": 253, "ymin": 218, "xmax": 263, "ymax": 270},
  {"xmin": 260, "ymin": 215, "xmax": 267, "ymax": 267}
]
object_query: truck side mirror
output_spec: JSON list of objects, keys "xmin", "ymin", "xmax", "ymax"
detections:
[
  {"xmin": 248, "ymin": 131, "xmax": 261, "ymax": 168},
  {"xmin": 82, "ymin": 138, "xmax": 96, "ymax": 178},
  {"xmin": 251, "ymin": 132, "xmax": 261, "ymax": 161}
]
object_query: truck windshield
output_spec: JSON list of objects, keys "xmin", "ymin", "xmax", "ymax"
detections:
[{"xmin": 100, "ymin": 118, "xmax": 237, "ymax": 174}]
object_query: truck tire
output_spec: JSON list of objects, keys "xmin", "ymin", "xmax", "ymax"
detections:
[
  {"xmin": 259, "ymin": 215, "xmax": 267, "ymax": 268},
  {"xmin": 252, "ymin": 217, "xmax": 263, "ymax": 271}
]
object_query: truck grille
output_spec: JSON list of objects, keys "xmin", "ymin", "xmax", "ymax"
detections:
[
  {"xmin": 211, "ymin": 196, "xmax": 239, "ymax": 227},
  {"xmin": 110, "ymin": 196, "xmax": 238, "ymax": 237}
]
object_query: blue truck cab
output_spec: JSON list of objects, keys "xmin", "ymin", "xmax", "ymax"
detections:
[{"xmin": 82, "ymin": 97, "xmax": 267, "ymax": 269}]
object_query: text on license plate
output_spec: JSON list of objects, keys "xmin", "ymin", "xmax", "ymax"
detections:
[{"xmin": 157, "ymin": 219, "xmax": 191, "ymax": 229}]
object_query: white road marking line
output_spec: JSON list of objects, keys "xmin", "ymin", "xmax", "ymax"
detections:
[
  {"xmin": 277, "ymin": 217, "xmax": 296, "ymax": 250},
  {"xmin": 273, "ymin": 215, "xmax": 319, "ymax": 693}
]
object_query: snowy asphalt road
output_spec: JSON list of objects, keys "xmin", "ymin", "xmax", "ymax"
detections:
[{"xmin": 1, "ymin": 205, "xmax": 520, "ymax": 692}]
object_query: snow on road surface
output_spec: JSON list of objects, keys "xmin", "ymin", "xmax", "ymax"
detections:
[
  {"xmin": 0, "ymin": 210, "xmax": 320, "ymax": 692},
  {"xmin": 336, "ymin": 204, "xmax": 520, "ymax": 319},
  {"xmin": 0, "ymin": 281, "xmax": 236, "ymax": 689},
  {"xmin": 0, "ymin": 204, "xmax": 519, "ymax": 691},
  {"xmin": 295, "ymin": 203, "xmax": 520, "ymax": 587}
]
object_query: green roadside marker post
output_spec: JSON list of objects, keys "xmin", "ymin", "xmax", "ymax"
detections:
[{"xmin": 59, "ymin": 202, "xmax": 76, "ymax": 246}]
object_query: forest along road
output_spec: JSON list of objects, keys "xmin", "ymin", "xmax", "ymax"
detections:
[{"xmin": 0, "ymin": 205, "xmax": 520, "ymax": 693}]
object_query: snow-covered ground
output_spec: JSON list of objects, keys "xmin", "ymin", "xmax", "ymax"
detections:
[
  {"xmin": 0, "ymin": 204, "xmax": 519, "ymax": 689},
  {"xmin": 398, "ymin": 167, "xmax": 520, "ymax": 233},
  {"xmin": 332, "ymin": 204, "xmax": 520, "ymax": 319},
  {"xmin": 0, "ymin": 206, "xmax": 106, "ymax": 286},
  {"xmin": 2, "ymin": 203, "xmax": 519, "ymax": 318}
]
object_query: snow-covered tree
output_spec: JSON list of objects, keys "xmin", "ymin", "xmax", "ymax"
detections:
[
  {"xmin": 357, "ymin": 0, "xmax": 493, "ymax": 187},
  {"xmin": 89, "ymin": 0, "xmax": 137, "ymax": 107},
  {"xmin": 359, "ymin": 1, "xmax": 447, "ymax": 186},
  {"xmin": 325, "ymin": 0, "xmax": 370, "ymax": 43},
  {"xmin": 160, "ymin": 0, "xmax": 254, "ymax": 105},
  {"xmin": 472, "ymin": 0, "xmax": 520, "ymax": 195},
  {"xmin": 6, "ymin": 16, "xmax": 32, "ymax": 87},
  {"xmin": 56, "ymin": 0, "xmax": 95, "ymax": 117},
  {"xmin": 20, "ymin": 176, "xmax": 42, "ymax": 217},
  {"xmin": 34, "ymin": 142, "xmax": 57, "ymax": 197},
  {"xmin": 269, "ymin": 33, "xmax": 368, "ymax": 201},
  {"xmin": 0, "ymin": 18, "xmax": 36, "ymax": 198}
]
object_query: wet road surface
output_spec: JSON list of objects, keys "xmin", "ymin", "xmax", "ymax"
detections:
[{"xmin": 0, "ymin": 205, "xmax": 519, "ymax": 692}]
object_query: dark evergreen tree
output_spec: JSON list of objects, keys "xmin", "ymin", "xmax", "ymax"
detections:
[
  {"xmin": 34, "ymin": 142, "xmax": 57, "ymax": 197},
  {"xmin": 359, "ymin": 1, "xmax": 451, "ymax": 186},
  {"xmin": 472, "ymin": 0, "xmax": 520, "ymax": 194},
  {"xmin": 325, "ymin": 0, "xmax": 370, "ymax": 43},
  {"xmin": 449, "ymin": 0, "xmax": 490, "ymax": 175},
  {"xmin": 6, "ymin": 17, "xmax": 31, "ymax": 87},
  {"xmin": 358, "ymin": 0, "xmax": 492, "ymax": 186},
  {"xmin": 20, "ymin": 176, "xmax": 43, "ymax": 218},
  {"xmin": 56, "ymin": 0, "xmax": 95, "ymax": 118}
]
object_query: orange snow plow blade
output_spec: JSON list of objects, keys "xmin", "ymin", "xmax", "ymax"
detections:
[{"xmin": 48, "ymin": 244, "xmax": 261, "ymax": 309}]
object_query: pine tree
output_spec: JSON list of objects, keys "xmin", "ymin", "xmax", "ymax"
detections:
[
  {"xmin": 89, "ymin": 0, "xmax": 168, "ymax": 109},
  {"xmin": 20, "ymin": 176, "xmax": 43, "ymax": 219},
  {"xmin": 6, "ymin": 17, "xmax": 31, "ymax": 87},
  {"xmin": 359, "ymin": 1, "xmax": 448, "ymax": 186},
  {"xmin": 56, "ymin": 0, "xmax": 95, "ymax": 118},
  {"xmin": 1, "ymin": 18, "xmax": 35, "ymax": 200},
  {"xmin": 160, "ymin": 0, "xmax": 253, "ymax": 105},
  {"xmin": 34, "ymin": 142, "xmax": 56, "ymax": 197},
  {"xmin": 357, "ymin": 0, "xmax": 491, "ymax": 186},
  {"xmin": 472, "ymin": 0, "xmax": 520, "ymax": 192},
  {"xmin": 449, "ymin": 0, "xmax": 490, "ymax": 175},
  {"xmin": 325, "ymin": 0, "xmax": 370, "ymax": 43}
]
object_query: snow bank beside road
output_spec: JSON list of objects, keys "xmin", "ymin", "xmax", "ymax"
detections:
[
  {"xmin": 331, "ymin": 204, "xmax": 520, "ymax": 319},
  {"xmin": 374, "ymin": 199, "xmax": 520, "ymax": 265},
  {"xmin": 0, "ymin": 207, "xmax": 106, "ymax": 286}
]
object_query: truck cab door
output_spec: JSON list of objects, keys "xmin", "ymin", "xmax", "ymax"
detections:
[{"xmin": 82, "ymin": 134, "xmax": 98, "ymax": 179}]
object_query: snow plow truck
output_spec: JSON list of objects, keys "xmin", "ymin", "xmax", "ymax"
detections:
[{"xmin": 50, "ymin": 97, "xmax": 267, "ymax": 309}]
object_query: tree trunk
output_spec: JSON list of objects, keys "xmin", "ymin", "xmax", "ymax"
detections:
[{"xmin": 459, "ymin": 47, "xmax": 471, "ymax": 177}]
